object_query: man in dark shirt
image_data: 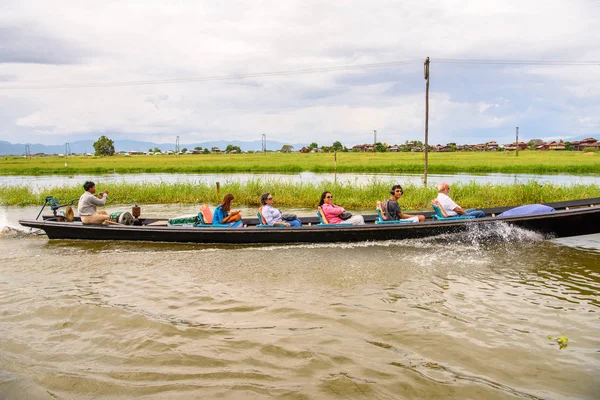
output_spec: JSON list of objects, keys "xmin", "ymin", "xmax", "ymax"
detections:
[{"xmin": 385, "ymin": 184, "xmax": 425, "ymax": 222}]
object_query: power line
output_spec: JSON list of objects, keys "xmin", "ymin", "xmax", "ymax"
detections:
[
  {"xmin": 436, "ymin": 58, "xmax": 600, "ymax": 66},
  {"xmin": 1, "ymin": 58, "xmax": 598, "ymax": 91},
  {"xmin": 0, "ymin": 59, "xmax": 422, "ymax": 90}
]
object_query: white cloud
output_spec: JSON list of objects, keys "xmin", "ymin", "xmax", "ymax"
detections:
[
  {"xmin": 578, "ymin": 116, "xmax": 600, "ymax": 129},
  {"xmin": 1, "ymin": 0, "xmax": 599, "ymax": 145}
]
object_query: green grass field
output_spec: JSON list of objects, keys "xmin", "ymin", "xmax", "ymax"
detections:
[{"xmin": 1, "ymin": 151, "xmax": 599, "ymax": 175}]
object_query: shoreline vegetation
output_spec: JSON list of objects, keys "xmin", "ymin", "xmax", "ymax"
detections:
[
  {"xmin": 1, "ymin": 180, "xmax": 599, "ymax": 209},
  {"xmin": 1, "ymin": 151, "xmax": 599, "ymax": 175}
]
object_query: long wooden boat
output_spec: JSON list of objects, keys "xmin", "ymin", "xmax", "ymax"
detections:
[{"xmin": 18, "ymin": 198, "xmax": 600, "ymax": 244}]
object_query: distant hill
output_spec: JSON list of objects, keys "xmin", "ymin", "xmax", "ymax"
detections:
[{"xmin": 0, "ymin": 139, "xmax": 308, "ymax": 156}]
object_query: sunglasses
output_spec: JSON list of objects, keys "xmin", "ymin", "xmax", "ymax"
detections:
[
  {"xmin": 267, "ymin": 197, "xmax": 273, "ymax": 200},
  {"xmin": 395, "ymin": 189, "xmax": 403, "ymax": 193},
  {"xmin": 325, "ymin": 195, "xmax": 333, "ymax": 199}
]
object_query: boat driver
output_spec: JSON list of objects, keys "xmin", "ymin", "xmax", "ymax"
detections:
[{"xmin": 78, "ymin": 181, "xmax": 111, "ymax": 224}]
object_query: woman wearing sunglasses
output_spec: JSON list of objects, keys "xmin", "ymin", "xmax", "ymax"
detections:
[
  {"xmin": 260, "ymin": 193, "xmax": 302, "ymax": 227},
  {"xmin": 318, "ymin": 191, "xmax": 365, "ymax": 225}
]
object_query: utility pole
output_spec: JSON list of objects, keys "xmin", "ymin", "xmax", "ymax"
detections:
[
  {"xmin": 175, "ymin": 136, "xmax": 180, "ymax": 156},
  {"xmin": 515, "ymin": 127, "xmax": 519, "ymax": 157},
  {"xmin": 25, "ymin": 144, "xmax": 31, "ymax": 158},
  {"xmin": 373, "ymin": 129, "xmax": 377, "ymax": 152},
  {"xmin": 334, "ymin": 150, "xmax": 337, "ymax": 185},
  {"xmin": 262, "ymin": 134, "xmax": 266, "ymax": 153},
  {"xmin": 423, "ymin": 57, "xmax": 430, "ymax": 186},
  {"xmin": 65, "ymin": 143, "xmax": 71, "ymax": 157}
]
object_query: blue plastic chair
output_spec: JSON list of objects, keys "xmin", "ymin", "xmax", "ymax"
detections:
[
  {"xmin": 255, "ymin": 208, "xmax": 283, "ymax": 228},
  {"xmin": 431, "ymin": 203, "xmax": 476, "ymax": 221},
  {"xmin": 317, "ymin": 206, "xmax": 351, "ymax": 226}
]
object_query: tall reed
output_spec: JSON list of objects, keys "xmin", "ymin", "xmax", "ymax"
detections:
[{"xmin": 2, "ymin": 180, "xmax": 599, "ymax": 211}]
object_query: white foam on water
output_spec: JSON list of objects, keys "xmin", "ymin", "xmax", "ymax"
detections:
[
  {"xmin": 429, "ymin": 221, "xmax": 547, "ymax": 246},
  {"xmin": 248, "ymin": 222, "xmax": 547, "ymax": 252},
  {"xmin": 0, "ymin": 226, "xmax": 32, "ymax": 239}
]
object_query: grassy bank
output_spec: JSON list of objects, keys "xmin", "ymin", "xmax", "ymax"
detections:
[
  {"xmin": 2, "ymin": 180, "xmax": 599, "ymax": 210},
  {"xmin": 1, "ymin": 151, "xmax": 599, "ymax": 174}
]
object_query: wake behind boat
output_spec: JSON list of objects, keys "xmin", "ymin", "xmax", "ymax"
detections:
[{"xmin": 18, "ymin": 198, "xmax": 600, "ymax": 244}]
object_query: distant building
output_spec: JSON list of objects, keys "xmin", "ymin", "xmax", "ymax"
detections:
[
  {"xmin": 504, "ymin": 142, "xmax": 528, "ymax": 151},
  {"xmin": 486, "ymin": 141, "xmax": 499, "ymax": 151},
  {"xmin": 572, "ymin": 138, "xmax": 599, "ymax": 151},
  {"xmin": 434, "ymin": 144, "xmax": 452, "ymax": 152},
  {"xmin": 352, "ymin": 144, "xmax": 373, "ymax": 152},
  {"xmin": 548, "ymin": 141, "xmax": 566, "ymax": 151}
]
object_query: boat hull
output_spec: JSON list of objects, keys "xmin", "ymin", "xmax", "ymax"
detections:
[{"xmin": 19, "ymin": 199, "xmax": 600, "ymax": 244}]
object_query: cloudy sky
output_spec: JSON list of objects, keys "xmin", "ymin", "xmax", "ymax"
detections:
[{"xmin": 0, "ymin": 0, "xmax": 599, "ymax": 147}]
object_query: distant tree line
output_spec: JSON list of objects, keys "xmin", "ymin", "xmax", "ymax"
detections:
[{"xmin": 91, "ymin": 135, "xmax": 589, "ymax": 156}]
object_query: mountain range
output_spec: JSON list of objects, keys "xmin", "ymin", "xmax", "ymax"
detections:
[{"xmin": 0, "ymin": 139, "xmax": 308, "ymax": 156}]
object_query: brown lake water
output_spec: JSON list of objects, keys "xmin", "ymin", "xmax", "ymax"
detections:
[{"xmin": 0, "ymin": 205, "xmax": 599, "ymax": 399}]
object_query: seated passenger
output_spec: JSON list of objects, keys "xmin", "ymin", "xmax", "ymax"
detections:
[
  {"xmin": 319, "ymin": 191, "xmax": 365, "ymax": 225},
  {"xmin": 260, "ymin": 193, "xmax": 302, "ymax": 227},
  {"xmin": 436, "ymin": 182, "xmax": 485, "ymax": 218},
  {"xmin": 213, "ymin": 193, "xmax": 243, "ymax": 227},
  {"xmin": 384, "ymin": 184, "xmax": 426, "ymax": 222}
]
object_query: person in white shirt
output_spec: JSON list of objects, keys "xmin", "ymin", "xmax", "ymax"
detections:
[
  {"xmin": 77, "ymin": 181, "xmax": 111, "ymax": 224},
  {"xmin": 259, "ymin": 193, "xmax": 302, "ymax": 227},
  {"xmin": 436, "ymin": 182, "xmax": 485, "ymax": 218}
]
